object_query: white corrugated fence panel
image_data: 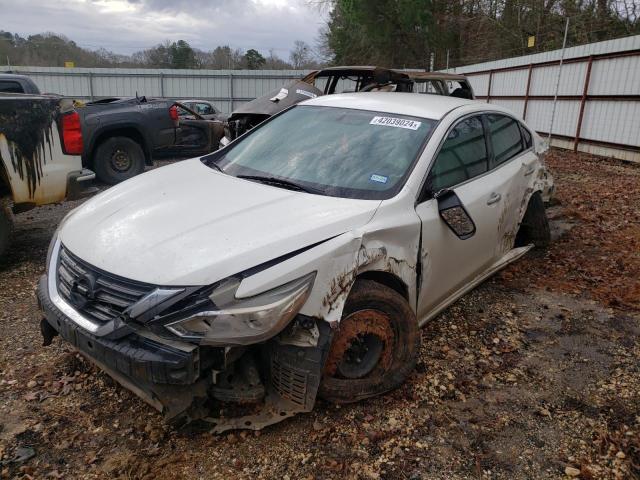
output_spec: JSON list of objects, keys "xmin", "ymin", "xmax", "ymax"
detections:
[
  {"xmin": 529, "ymin": 62, "xmax": 586, "ymax": 96},
  {"xmin": 581, "ymin": 100, "xmax": 640, "ymax": 146},
  {"xmin": 467, "ymin": 74, "xmax": 490, "ymax": 97},
  {"xmin": 588, "ymin": 56, "xmax": 640, "ymax": 95},
  {"xmin": 490, "ymin": 69, "xmax": 529, "ymax": 96},
  {"xmin": 525, "ymin": 100, "xmax": 581, "ymax": 136},
  {"xmin": 488, "ymin": 99, "xmax": 526, "ymax": 118}
]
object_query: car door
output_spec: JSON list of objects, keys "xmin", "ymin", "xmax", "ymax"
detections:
[
  {"xmin": 482, "ymin": 113, "xmax": 535, "ymax": 257},
  {"xmin": 415, "ymin": 114, "xmax": 504, "ymax": 319}
]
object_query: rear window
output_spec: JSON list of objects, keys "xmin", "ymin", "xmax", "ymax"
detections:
[{"xmin": 487, "ymin": 114, "xmax": 524, "ymax": 165}]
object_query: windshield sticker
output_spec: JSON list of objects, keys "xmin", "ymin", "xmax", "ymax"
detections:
[
  {"xmin": 370, "ymin": 116, "xmax": 421, "ymax": 130},
  {"xmin": 370, "ymin": 174, "xmax": 388, "ymax": 184},
  {"xmin": 270, "ymin": 88, "xmax": 289, "ymax": 102},
  {"xmin": 296, "ymin": 89, "xmax": 317, "ymax": 99}
]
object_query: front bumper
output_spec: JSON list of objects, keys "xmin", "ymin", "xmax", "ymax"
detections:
[
  {"xmin": 37, "ymin": 274, "xmax": 332, "ymax": 429},
  {"xmin": 36, "ymin": 275, "xmax": 205, "ymax": 417}
]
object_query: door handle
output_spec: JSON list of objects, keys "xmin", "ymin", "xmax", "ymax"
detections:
[{"xmin": 487, "ymin": 192, "xmax": 502, "ymax": 205}]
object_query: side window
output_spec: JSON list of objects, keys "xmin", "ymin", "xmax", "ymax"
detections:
[
  {"xmin": 428, "ymin": 116, "xmax": 488, "ymax": 192},
  {"xmin": 486, "ymin": 114, "xmax": 524, "ymax": 165},
  {"xmin": 197, "ymin": 103, "xmax": 213, "ymax": 115},
  {"xmin": 520, "ymin": 123, "xmax": 533, "ymax": 149},
  {"xmin": 0, "ymin": 80, "xmax": 23, "ymax": 93}
]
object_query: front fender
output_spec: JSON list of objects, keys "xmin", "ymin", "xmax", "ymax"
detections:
[{"xmin": 236, "ymin": 216, "xmax": 421, "ymax": 325}]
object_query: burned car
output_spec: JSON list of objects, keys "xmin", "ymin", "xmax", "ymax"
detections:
[
  {"xmin": 38, "ymin": 93, "xmax": 554, "ymax": 432},
  {"xmin": 407, "ymin": 72, "xmax": 475, "ymax": 99},
  {"xmin": 223, "ymin": 66, "xmax": 472, "ymax": 144}
]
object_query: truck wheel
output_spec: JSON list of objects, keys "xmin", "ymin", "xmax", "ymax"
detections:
[
  {"xmin": 0, "ymin": 197, "xmax": 14, "ymax": 258},
  {"xmin": 319, "ymin": 280, "xmax": 420, "ymax": 403},
  {"xmin": 515, "ymin": 191, "xmax": 551, "ymax": 248},
  {"xmin": 93, "ymin": 136, "xmax": 145, "ymax": 184}
]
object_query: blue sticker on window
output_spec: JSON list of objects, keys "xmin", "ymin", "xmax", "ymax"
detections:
[{"xmin": 370, "ymin": 174, "xmax": 388, "ymax": 184}]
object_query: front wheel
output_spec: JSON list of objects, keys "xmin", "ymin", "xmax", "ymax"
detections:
[
  {"xmin": 319, "ymin": 280, "xmax": 420, "ymax": 403},
  {"xmin": 0, "ymin": 197, "xmax": 14, "ymax": 258},
  {"xmin": 93, "ymin": 136, "xmax": 146, "ymax": 184}
]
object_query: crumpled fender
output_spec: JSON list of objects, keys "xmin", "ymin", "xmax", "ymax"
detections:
[{"xmin": 236, "ymin": 208, "xmax": 421, "ymax": 325}]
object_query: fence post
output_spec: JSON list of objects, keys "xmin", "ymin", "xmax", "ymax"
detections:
[
  {"xmin": 228, "ymin": 73, "xmax": 234, "ymax": 112},
  {"xmin": 574, "ymin": 55, "xmax": 593, "ymax": 152},
  {"xmin": 523, "ymin": 64, "xmax": 533, "ymax": 120},
  {"xmin": 487, "ymin": 70, "xmax": 493, "ymax": 103},
  {"xmin": 88, "ymin": 71, "xmax": 94, "ymax": 101},
  {"xmin": 159, "ymin": 72, "xmax": 165, "ymax": 98},
  {"xmin": 548, "ymin": 16, "xmax": 570, "ymax": 146}
]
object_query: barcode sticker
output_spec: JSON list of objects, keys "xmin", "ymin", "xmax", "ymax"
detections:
[{"xmin": 370, "ymin": 116, "xmax": 421, "ymax": 130}]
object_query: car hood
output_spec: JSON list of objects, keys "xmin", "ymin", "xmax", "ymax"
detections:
[{"xmin": 60, "ymin": 159, "xmax": 380, "ymax": 286}]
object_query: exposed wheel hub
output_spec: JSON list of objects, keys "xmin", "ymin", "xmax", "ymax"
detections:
[
  {"xmin": 111, "ymin": 149, "xmax": 131, "ymax": 172},
  {"xmin": 324, "ymin": 309, "xmax": 394, "ymax": 379}
]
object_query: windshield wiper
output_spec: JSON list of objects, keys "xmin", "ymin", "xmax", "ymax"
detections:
[
  {"xmin": 237, "ymin": 175, "xmax": 323, "ymax": 194},
  {"xmin": 207, "ymin": 161, "xmax": 224, "ymax": 173}
]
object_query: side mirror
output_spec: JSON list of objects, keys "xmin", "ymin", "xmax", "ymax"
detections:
[{"xmin": 435, "ymin": 190, "xmax": 476, "ymax": 240}]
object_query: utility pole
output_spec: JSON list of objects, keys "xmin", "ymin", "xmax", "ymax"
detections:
[{"xmin": 548, "ymin": 17, "xmax": 570, "ymax": 147}]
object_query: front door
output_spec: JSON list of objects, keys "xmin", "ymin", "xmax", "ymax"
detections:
[{"xmin": 415, "ymin": 115, "xmax": 504, "ymax": 321}]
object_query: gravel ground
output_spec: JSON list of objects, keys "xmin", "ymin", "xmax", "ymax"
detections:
[{"xmin": 0, "ymin": 150, "xmax": 638, "ymax": 480}]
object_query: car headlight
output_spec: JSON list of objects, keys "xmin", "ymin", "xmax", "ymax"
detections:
[{"xmin": 165, "ymin": 272, "xmax": 316, "ymax": 346}]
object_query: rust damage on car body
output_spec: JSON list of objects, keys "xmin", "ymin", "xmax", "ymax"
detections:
[{"xmin": 0, "ymin": 97, "xmax": 59, "ymax": 197}]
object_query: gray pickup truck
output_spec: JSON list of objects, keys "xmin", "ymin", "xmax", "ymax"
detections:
[
  {"xmin": 0, "ymin": 73, "xmax": 41, "ymax": 95},
  {"xmin": 78, "ymin": 96, "xmax": 224, "ymax": 184},
  {"xmin": 0, "ymin": 93, "xmax": 96, "ymax": 256}
]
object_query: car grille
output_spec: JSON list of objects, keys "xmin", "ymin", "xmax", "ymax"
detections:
[
  {"xmin": 56, "ymin": 245, "xmax": 154, "ymax": 324},
  {"xmin": 271, "ymin": 355, "xmax": 308, "ymax": 407}
]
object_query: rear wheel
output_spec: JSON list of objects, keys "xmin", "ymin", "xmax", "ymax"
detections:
[
  {"xmin": 93, "ymin": 136, "xmax": 145, "ymax": 184},
  {"xmin": 515, "ymin": 191, "xmax": 550, "ymax": 248},
  {"xmin": 319, "ymin": 280, "xmax": 420, "ymax": 403},
  {"xmin": 0, "ymin": 197, "xmax": 14, "ymax": 258}
]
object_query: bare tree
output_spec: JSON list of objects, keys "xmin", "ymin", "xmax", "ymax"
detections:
[{"xmin": 290, "ymin": 40, "xmax": 313, "ymax": 69}]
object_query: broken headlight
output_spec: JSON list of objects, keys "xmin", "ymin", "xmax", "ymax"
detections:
[{"xmin": 165, "ymin": 272, "xmax": 316, "ymax": 346}]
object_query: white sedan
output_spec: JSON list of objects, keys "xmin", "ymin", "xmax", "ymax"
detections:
[{"xmin": 37, "ymin": 92, "xmax": 554, "ymax": 432}]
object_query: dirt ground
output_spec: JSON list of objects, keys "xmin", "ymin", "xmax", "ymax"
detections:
[{"xmin": 0, "ymin": 150, "xmax": 638, "ymax": 480}]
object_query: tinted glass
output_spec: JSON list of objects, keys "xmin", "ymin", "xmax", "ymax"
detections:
[
  {"xmin": 429, "ymin": 116, "xmax": 488, "ymax": 191},
  {"xmin": 520, "ymin": 124, "xmax": 533, "ymax": 148},
  {"xmin": 196, "ymin": 103, "xmax": 213, "ymax": 114},
  {"xmin": 211, "ymin": 105, "xmax": 437, "ymax": 200},
  {"xmin": 0, "ymin": 81, "xmax": 23, "ymax": 93},
  {"xmin": 487, "ymin": 114, "xmax": 524, "ymax": 165}
]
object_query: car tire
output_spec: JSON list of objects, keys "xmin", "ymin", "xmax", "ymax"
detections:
[
  {"xmin": 515, "ymin": 191, "xmax": 551, "ymax": 248},
  {"xmin": 93, "ymin": 136, "xmax": 145, "ymax": 184},
  {"xmin": 319, "ymin": 279, "xmax": 420, "ymax": 403},
  {"xmin": 0, "ymin": 196, "xmax": 14, "ymax": 258}
]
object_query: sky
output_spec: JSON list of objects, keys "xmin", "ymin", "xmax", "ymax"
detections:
[{"xmin": 0, "ymin": 0, "xmax": 329, "ymax": 57}]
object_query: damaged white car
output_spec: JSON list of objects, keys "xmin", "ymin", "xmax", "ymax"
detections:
[{"xmin": 37, "ymin": 93, "xmax": 554, "ymax": 432}]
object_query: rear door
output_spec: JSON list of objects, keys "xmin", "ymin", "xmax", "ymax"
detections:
[
  {"xmin": 482, "ymin": 113, "xmax": 535, "ymax": 256},
  {"xmin": 415, "ymin": 114, "xmax": 504, "ymax": 318}
]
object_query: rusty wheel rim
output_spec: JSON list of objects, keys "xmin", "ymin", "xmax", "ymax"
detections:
[
  {"xmin": 111, "ymin": 149, "xmax": 131, "ymax": 172},
  {"xmin": 324, "ymin": 309, "xmax": 394, "ymax": 379}
]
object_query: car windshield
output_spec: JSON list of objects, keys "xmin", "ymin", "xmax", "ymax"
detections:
[{"xmin": 207, "ymin": 105, "xmax": 436, "ymax": 200}]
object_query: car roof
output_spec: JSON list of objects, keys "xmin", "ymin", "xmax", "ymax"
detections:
[
  {"xmin": 0, "ymin": 73, "xmax": 33, "ymax": 80},
  {"xmin": 401, "ymin": 71, "xmax": 469, "ymax": 82},
  {"xmin": 300, "ymin": 92, "xmax": 479, "ymax": 120},
  {"xmin": 179, "ymin": 99, "xmax": 212, "ymax": 103}
]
